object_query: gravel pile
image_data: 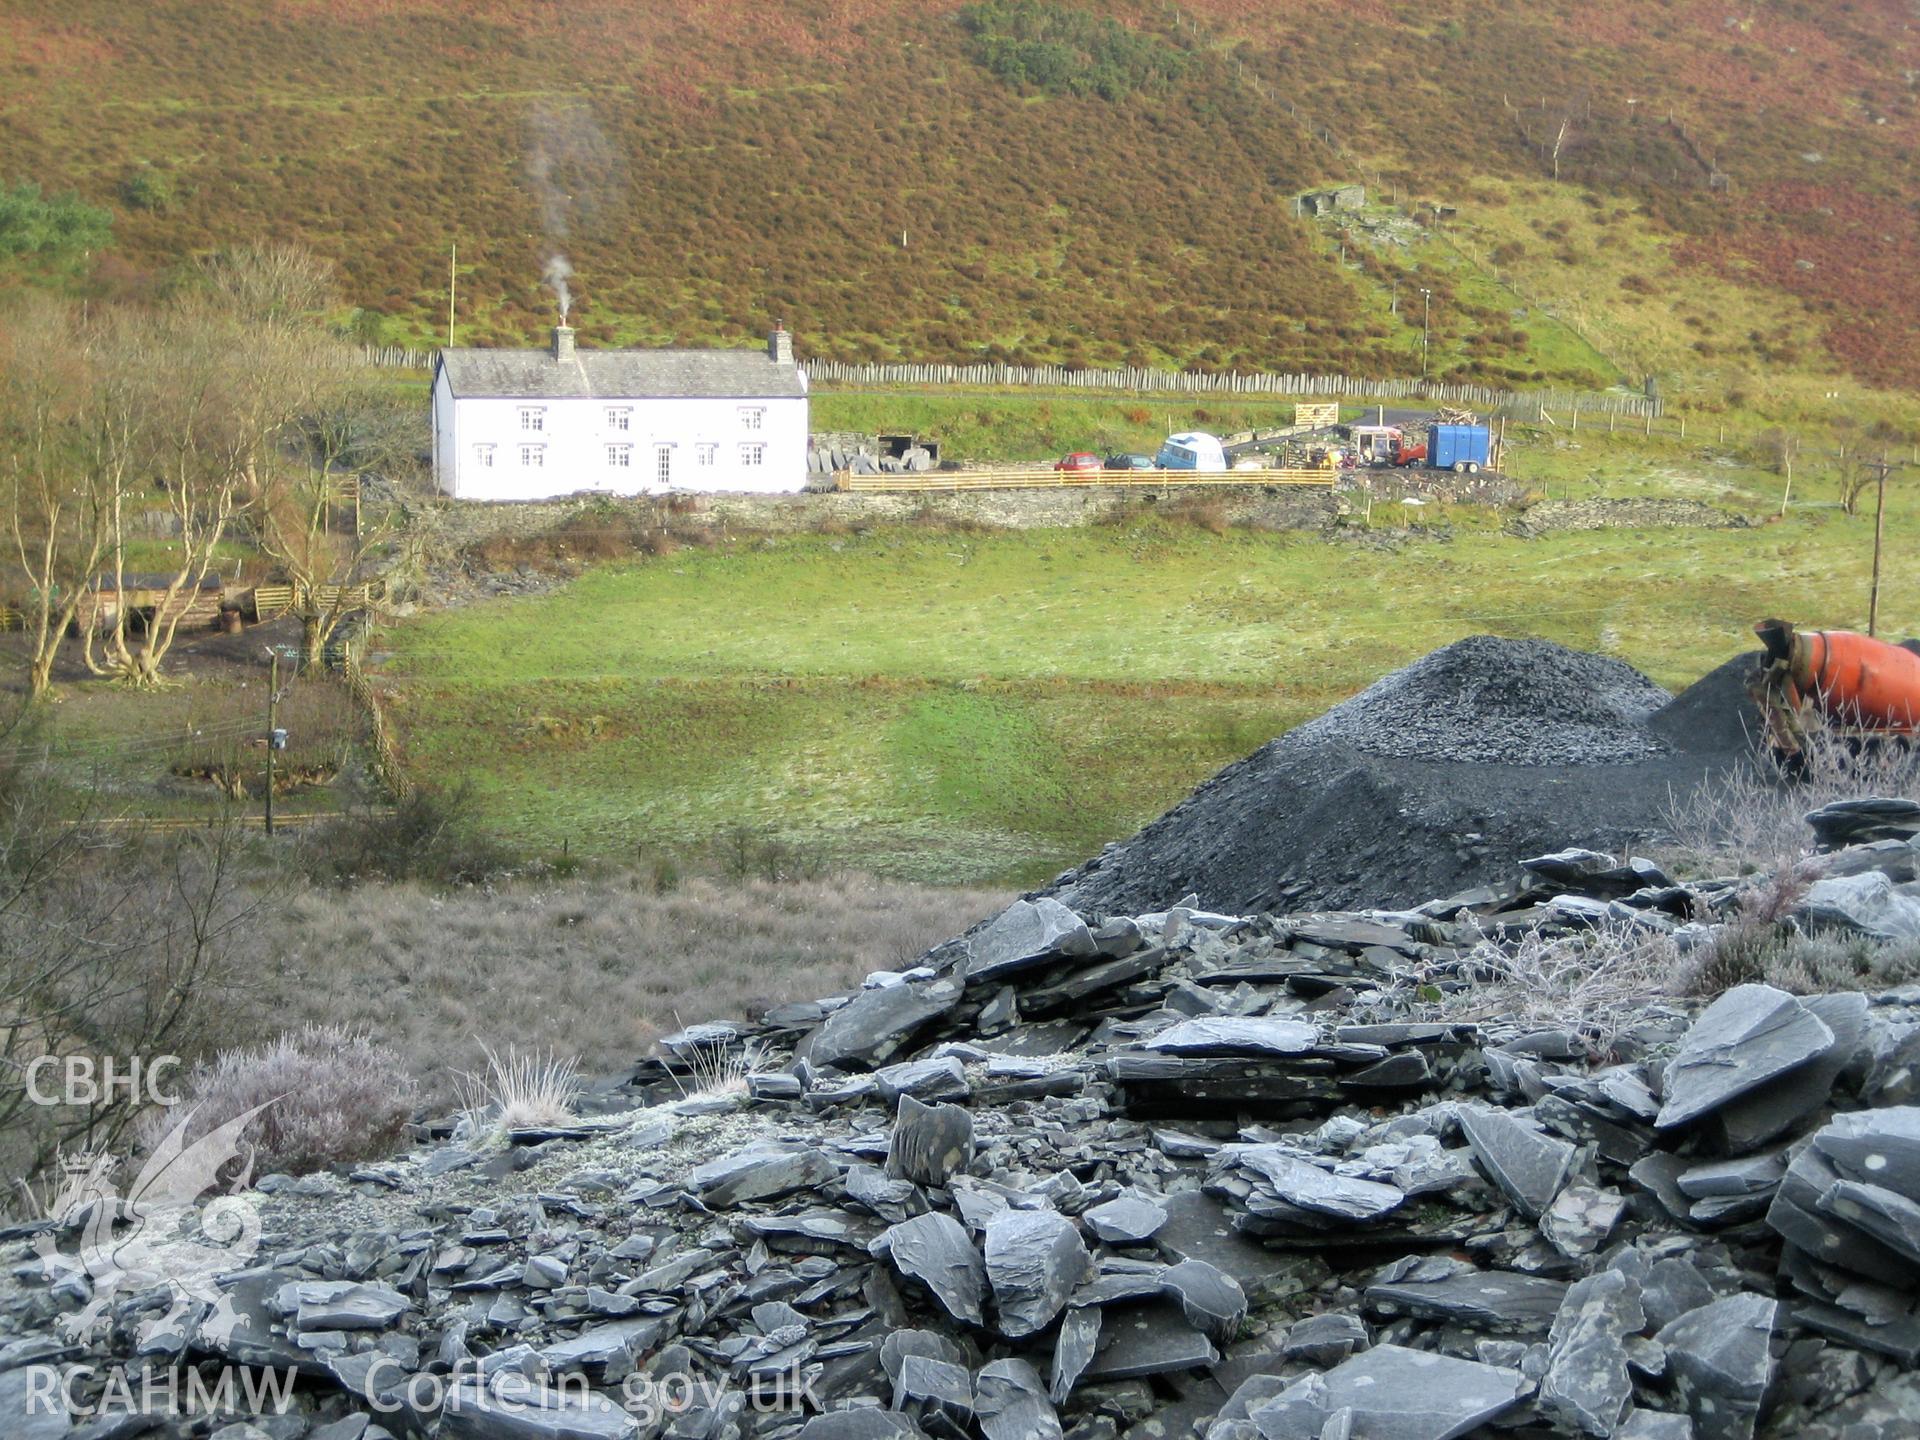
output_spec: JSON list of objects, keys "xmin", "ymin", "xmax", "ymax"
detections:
[
  {"xmin": 1291, "ymin": 635, "xmax": 1673, "ymax": 765},
  {"xmin": 1047, "ymin": 637, "xmax": 1764, "ymax": 917}
]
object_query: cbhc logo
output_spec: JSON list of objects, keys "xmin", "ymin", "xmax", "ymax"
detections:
[{"xmin": 23, "ymin": 1056, "xmax": 182, "ymax": 1108}]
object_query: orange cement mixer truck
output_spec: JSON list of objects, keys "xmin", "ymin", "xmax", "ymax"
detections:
[{"xmin": 1751, "ymin": 618, "xmax": 1920, "ymax": 759}]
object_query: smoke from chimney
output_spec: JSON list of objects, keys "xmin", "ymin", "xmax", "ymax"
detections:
[
  {"xmin": 524, "ymin": 99, "xmax": 620, "ymax": 331},
  {"xmin": 543, "ymin": 254, "xmax": 574, "ymax": 323}
]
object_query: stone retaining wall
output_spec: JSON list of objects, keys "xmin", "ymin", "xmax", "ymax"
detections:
[{"xmin": 405, "ymin": 485, "xmax": 1341, "ymax": 550}]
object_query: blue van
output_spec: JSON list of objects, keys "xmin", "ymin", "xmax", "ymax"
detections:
[{"xmin": 1154, "ymin": 432, "xmax": 1228, "ymax": 473}]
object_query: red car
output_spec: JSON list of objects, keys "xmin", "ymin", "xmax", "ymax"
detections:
[{"xmin": 1053, "ymin": 451, "xmax": 1103, "ymax": 472}]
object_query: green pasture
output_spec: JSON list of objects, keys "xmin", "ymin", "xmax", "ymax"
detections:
[{"xmin": 384, "ymin": 504, "xmax": 1917, "ymax": 885}]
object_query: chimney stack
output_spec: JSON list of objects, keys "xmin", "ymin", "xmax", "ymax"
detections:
[
  {"xmin": 768, "ymin": 322, "xmax": 793, "ymax": 366},
  {"xmin": 552, "ymin": 325, "xmax": 576, "ymax": 363}
]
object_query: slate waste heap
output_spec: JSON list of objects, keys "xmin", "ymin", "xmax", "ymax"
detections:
[{"xmin": 11, "ymin": 803, "xmax": 1920, "ymax": 1439}]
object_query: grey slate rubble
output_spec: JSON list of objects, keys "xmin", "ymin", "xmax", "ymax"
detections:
[{"xmin": 14, "ymin": 818, "xmax": 1920, "ymax": 1440}]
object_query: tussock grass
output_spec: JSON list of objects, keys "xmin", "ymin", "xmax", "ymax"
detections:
[
  {"xmin": 457, "ymin": 1042, "xmax": 581, "ymax": 1140},
  {"xmin": 667, "ymin": 1037, "xmax": 767, "ymax": 1105},
  {"xmin": 248, "ymin": 870, "xmax": 1007, "ymax": 1106}
]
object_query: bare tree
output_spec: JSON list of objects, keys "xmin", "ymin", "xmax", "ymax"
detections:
[
  {"xmin": 0, "ymin": 301, "xmax": 149, "ymax": 698},
  {"xmin": 84, "ymin": 246, "xmax": 337, "ymax": 686},
  {"xmin": 249, "ymin": 361, "xmax": 419, "ymax": 668},
  {"xmin": 1838, "ymin": 451, "xmax": 1878, "ymax": 517}
]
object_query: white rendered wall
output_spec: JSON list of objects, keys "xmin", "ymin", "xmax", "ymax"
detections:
[{"xmin": 437, "ymin": 393, "xmax": 808, "ymax": 500}]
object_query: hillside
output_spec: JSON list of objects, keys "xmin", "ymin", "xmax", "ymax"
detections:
[{"xmin": 2, "ymin": 0, "xmax": 1916, "ymax": 402}]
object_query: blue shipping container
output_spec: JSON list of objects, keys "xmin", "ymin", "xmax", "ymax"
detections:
[{"xmin": 1429, "ymin": 424, "xmax": 1490, "ymax": 470}]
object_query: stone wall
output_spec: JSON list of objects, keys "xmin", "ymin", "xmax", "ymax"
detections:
[
  {"xmin": 1506, "ymin": 497, "xmax": 1748, "ymax": 537},
  {"xmin": 404, "ymin": 484, "xmax": 1341, "ymax": 551}
]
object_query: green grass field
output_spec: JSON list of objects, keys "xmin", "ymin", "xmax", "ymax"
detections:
[{"xmin": 384, "ymin": 499, "xmax": 1916, "ymax": 886}]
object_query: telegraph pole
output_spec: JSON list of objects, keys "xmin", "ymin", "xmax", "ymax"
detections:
[
  {"xmin": 448, "ymin": 242, "xmax": 457, "ymax": 349},
  {"xmin": 264, "ymin": 648, "xmax": 279, "ymax": 835},
  {"xmin": 1868, "ymin": 454, "xmax": 1893, "ymax": 637}
]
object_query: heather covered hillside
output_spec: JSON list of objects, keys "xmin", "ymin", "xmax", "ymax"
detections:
[{"xmin": 0, "ymin": 0, "xmax": 1915, "ymax": 392}]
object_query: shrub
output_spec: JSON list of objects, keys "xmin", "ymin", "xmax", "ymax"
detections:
[
  {"xmin": 0, "ymin": 791, "xmax": 254, "ymax": 1215},
  {"xmin": 710, "ymin": 823, "xmax": 833, "ymax": 883},
  {"xmin": 667, "ymin": 1037, "xmax": 767, "ymax": 1105},
  {"xmin": 1680, "ymin": 921, "xmax": 1920, "ymax": 998},
  {"xmin": 0, "ymin": 181, "xmax": 112, "ymax": 257},
  {"xmin": 1421, "ymin": 918, "xmax": 1680, "ymax": 1057},
  {"xmin": 140, "ymin": 1024, "xmax": 416, "ymax": 1180},
  {"xmin": 1162, "ymin": 496, "xmax": 1229, "ymax": 535},
  {"xmin": 960, "ymin": 1, "xmax": 1187, "ymax": 101},
  {"xmin": 1661, "ymin": 721, "xmax": 1920, "ymax": 873},
  {"xmin": 304, "ymin": 783, "xmax": 509, "ymax": 886},
  {"xmin": 117, "ymin": 166, "xmax": 174, "ymax": 213}
]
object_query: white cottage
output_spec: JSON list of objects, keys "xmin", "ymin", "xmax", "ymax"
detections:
[{"xmin": 431, "ymin": 325, "xmax": 809, "ymax": 500}]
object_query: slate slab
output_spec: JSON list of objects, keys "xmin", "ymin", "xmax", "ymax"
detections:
[
  {"xmin": 875, "ymin": 1213, "xmax": 986, "ymax": 1326},
  {"xmin": 442, "ymin": 1377, "xmax": 639, "ymax": 1440},
  {"xmin": 280, "ymin": 1280, "xmax": 411, "ymax": 1332},
  {"xmin": 984, "ymin": 1209, "xmax": 1090, "ymax": 1338},
  {"xmin": 1153, "ymin": 1191, "xmax": 1329, "ymax": 1305},
  {"xmin": 1084, "ymin": 1193, "xmax": 1168, "ymax": 1245},
  {"xmin": 1801, "ymin": 870, "xmax": 1920, "ymax": 941},
  {"xmin": 1540, "ymin": 1270, "xmax": 1644, "ymax": 1438},
  {"xmin": 1655, "ymin": 1293, "xmax": 1777, "ymax": 1440},
  {"xmin": 1280, "ymin": 1312, "xmax": 1370, "ymax": 1367},
  {"xmin": 973, "ymin": 1357, "xmax": 1061, "ymax": 1440},
  {"xmin": 797, "ymin": 1413, "xmax": 929, "ymax": 1440},
  {"xmin": 1237, "ymin": 1147, "xmax": 1406, "ymax": 1221},
  {"xmin": 1050, "ymin": 1307, "xmax": 1101, "ymax": 1403},
  {"xmin": 1145, "ymin": 1017, "xmax": 1318, "ymax": 1057},
  {"xmin": 690, "ymin": 1146, "xmax": 837, "ymax": 1207},
  {"xmin": 540, "ymin": 1319, "xmax": 669, "ymax": 1378},
  {"xmin": 1809, "ymin": 1104, "xmax": 1920, "ymax": 1198},
  {"xmin": 1458, "ymin": 1106, "xmax": 1577, "ymax": 1219},
  {"xmin": 1365, "ymin": 1257, "xmax": 1566, "ymax": 1335},
  {"xmin": 1083, "ymin": 1301, "xmax": 1219, "ymax": 1381},
  {"xmin": 886, "ymin": 1096, "xmax": 974, "ymax": 1188},
  {"xmin": 1248, "ymin": 1343, "xmax": 1527, "ymax": 1440},
  {"xmin": 807, "ymin": 977, "xmax": 964, "ymax": 1071},
  {"xmin": 1709, "ymin": 991, "xmax": 1868, "ymax": 1153},
  {"xmin": 1159, "ymin": 1257, "xmax": 1247, "ymax": 1345},
  {"xmin": 875, "ymin": 1057, "xmax": 969, "ymax": 1106},
  {"xmin": 1655, "ymin": 985, "xmax": 1835, "ymax": 1131},
  {"xmin": 966, "ymin": 899, "xmax": 1096, "ymax": 983},
  {"xmin": 893, "ymin": 1354, "xmax": 971, "ymax": 1416}
]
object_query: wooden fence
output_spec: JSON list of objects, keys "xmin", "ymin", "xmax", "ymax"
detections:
[
  {"xmin": 249, "ymin": 581, "xmax": 386, "ymax": 620},
  {"xmin": 837, "ymin": 467, "xmax": 1338, "ymax": 493},
  {"xmin": 802, "ymin": 359, "xmax": 1659, "ymax": 420},
  {"xmin": 362, "ymin": 344, "xmax": 433, "ymax": 370},
  {"xmin": 77, "ymin": 811, "xmax": 371, "ymax": 834}
]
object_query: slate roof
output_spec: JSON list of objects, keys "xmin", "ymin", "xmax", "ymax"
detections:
[{"xmin": 436, "ymin": 345, "xmax": 807, "ymax": 401}]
